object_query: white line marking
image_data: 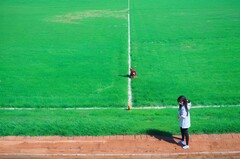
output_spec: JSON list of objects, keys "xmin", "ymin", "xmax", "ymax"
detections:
[
  {"xmin": 2, "ymin": 140, "xmax": 106, "ymax": 143},
  {"xmin": 127, "ymin": 0, "xmax": 132, "ymax": 109},
  {"xmin": 0, "ymin": 107, "xmax": 110, "ymax": 110},
  {"xmin": 1, "ymin": 151, "xmax": 240, "ymax": 157},
  {"xmin": 132, "ymin": 104, "xmax": 240, "ymax": 109},
  {"xmin": 1, "ymin": 105, "xmax": 240, "ymax": 110}
]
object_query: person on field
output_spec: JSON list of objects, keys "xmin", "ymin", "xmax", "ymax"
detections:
[
  {"xmin": 177, "ymin": 95, "xmax": 191, "ymax": 149},
  {"xmin": 130, "ymin": 68, "xmax": 137, "ymax": 78}
]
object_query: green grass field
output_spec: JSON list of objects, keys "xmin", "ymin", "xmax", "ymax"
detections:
[
  {"xmin": 1, "ymin": 0, "xmax": 240, "ymax": 108},
  {"xmin": 0, "ymin": 0, "xmax": 128, "ymax": 108},
  {"xmin": 1, "ymin": 107, "xmax": 240, "ymax": 136},
  {"xmin": 131, "ymin": 0, "xmax": 240, "ymax": 106},
  {"xmin": 1, "ymin": 0, "xmax": 240, "ymax": 136}
]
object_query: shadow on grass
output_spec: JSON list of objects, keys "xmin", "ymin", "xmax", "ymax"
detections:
[
  {"xmin": 146, "ymin": 129, "xmax": 181, "ymax": 145},
  {"xmin": 119, "ymin": 74, "xmax": 130, "ymax": 78}
]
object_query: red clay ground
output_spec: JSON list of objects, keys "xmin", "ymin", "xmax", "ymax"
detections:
[{"xmin": 0, "ymin": 134, "xmax": 240, "ymax": 159}]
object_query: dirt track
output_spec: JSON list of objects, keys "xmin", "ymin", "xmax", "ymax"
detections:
[{"xmin": 0, "ymin": 134, "xmax": 240, "ymax": 159}]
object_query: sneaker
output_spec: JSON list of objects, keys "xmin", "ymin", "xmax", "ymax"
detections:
[
  {"xmin": 183, "ymin": 145, "xmax": 189, "ymax": 149},
  {"xmin": 178, "ymin": 140, "xmax": 185, "ymax": 145}
]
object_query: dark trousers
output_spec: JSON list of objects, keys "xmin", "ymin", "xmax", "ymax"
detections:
[{"xmin": 180, "ymin": 127, "xmax": 189, "ymax": 145}]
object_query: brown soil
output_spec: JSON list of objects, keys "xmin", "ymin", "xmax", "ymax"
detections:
[{"xmin": 0, "ymin": 134, "xmax": 240, "ymax": 159}]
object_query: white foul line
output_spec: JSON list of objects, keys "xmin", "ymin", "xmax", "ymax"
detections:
[
  {"xmin": 127, "ymin": 0, "xmax": 132, "ymax": 108},
  {"xmin": 132, "ymin": 104, "xmax": 240, "ymax": 109},
  {"xmin": 1, "ymin": 104, "xmax": 240, "ymax": 110},
  {"xmin": 1, "ymin": 151, "xmax": 240, "ymax": 157},
  {"xmin": 1, "ymin": 140, "xmax": 106, "ymax": 144}
]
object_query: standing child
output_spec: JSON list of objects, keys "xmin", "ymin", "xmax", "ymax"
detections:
[{"xmin": 177, "ymin": 95, "xmax": 191, "ymax": 149}]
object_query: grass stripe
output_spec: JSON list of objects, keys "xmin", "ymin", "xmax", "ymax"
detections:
[{"xmin": 0, "ymin": 107, "xmax": 240, "ymax": 136}]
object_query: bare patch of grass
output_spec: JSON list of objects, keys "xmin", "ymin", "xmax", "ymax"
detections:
[{"xmin": 47, "ymin": 9, "xmax": 128, "ymax": 24}]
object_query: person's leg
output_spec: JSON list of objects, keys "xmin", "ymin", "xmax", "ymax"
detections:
[
  {"xmin": 184, "ymin": 128, "xmax": 189, "ymax": 145},
  {"xmin": 180, "ymin": 127, "xmax": 184, "ymax": 141},
  {"xmin": 182, "ymin": 128, "xmax": 189, "ymax": 149},
  {"xmin": 178, "ymin": 127, "xmax": 185, "ymax": 145}
]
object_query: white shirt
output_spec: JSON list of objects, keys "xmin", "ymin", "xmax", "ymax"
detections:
[{"xmin": 178, "ymin": 103, "xmax": 191, "ymax": 128}]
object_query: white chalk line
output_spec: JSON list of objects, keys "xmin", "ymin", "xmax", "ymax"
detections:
[
  {"xmin": 133, "ymin": 104, "xmax": 240, "ymax": 109},
  {"xmin": 127, "ymin": 0, "xmax": 132, "ymax": 108},
  {"xmin": 1, "ymin": 140, "xmax": 106, "ymax": 143},
  {"xmin": 1, "ymin": 151, "xmax": 240, "ymax": 157},
  {"xmin": 1, "ymin": 105, "xmax": 240, "ymax": 110}
]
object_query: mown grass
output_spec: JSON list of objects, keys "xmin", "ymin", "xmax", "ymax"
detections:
[
  {"xmin": 0, "ymin": 107, "xmax": 239, "ymax": 136},
  {"xmin": 0, "ymin": 0, "xmax": 128, "ymax": 108},
  {"xmin": 1, "ymin": 0, "xmax": 240, "ymax": 108},
  {"xmin": 131, "ymin": 0, "xmax": 240, "ymax": 106}
]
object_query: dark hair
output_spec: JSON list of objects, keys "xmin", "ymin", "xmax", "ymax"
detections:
[{"xmin": 177, "ymin": 95, "xmax": 189, "ymax": 116}]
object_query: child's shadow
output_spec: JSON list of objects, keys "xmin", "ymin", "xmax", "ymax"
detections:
[
  {"xmin": 119, "ymin": 74, "xmax": 131, "ymax": 78},
  {"xmin": 146, "ymin": 129, "xmax": 181, "ymax": 145}
]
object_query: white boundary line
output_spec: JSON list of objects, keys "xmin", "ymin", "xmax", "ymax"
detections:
[
  {"xmin": 1, "ymin": 105, "xmax": 240, "ymax": 110},
  {"xmin": 1, "ymin": 151, "xmax": 240, "ymax": 157},
  {"xmin": 133, "ymin": 104, "xmax": 240, "ymax": 109},
  {"xmin": 127, "ymin": 0, "xmax": 132, "ymax": 109},
  {"xmin": 1, "ymin": 140, "xmax": 106, "ymax": 143}
]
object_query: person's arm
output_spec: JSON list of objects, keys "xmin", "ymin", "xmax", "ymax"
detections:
[{"xmin": 187, "ymin": 102, "xmax": 191, "ymax": 110}]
